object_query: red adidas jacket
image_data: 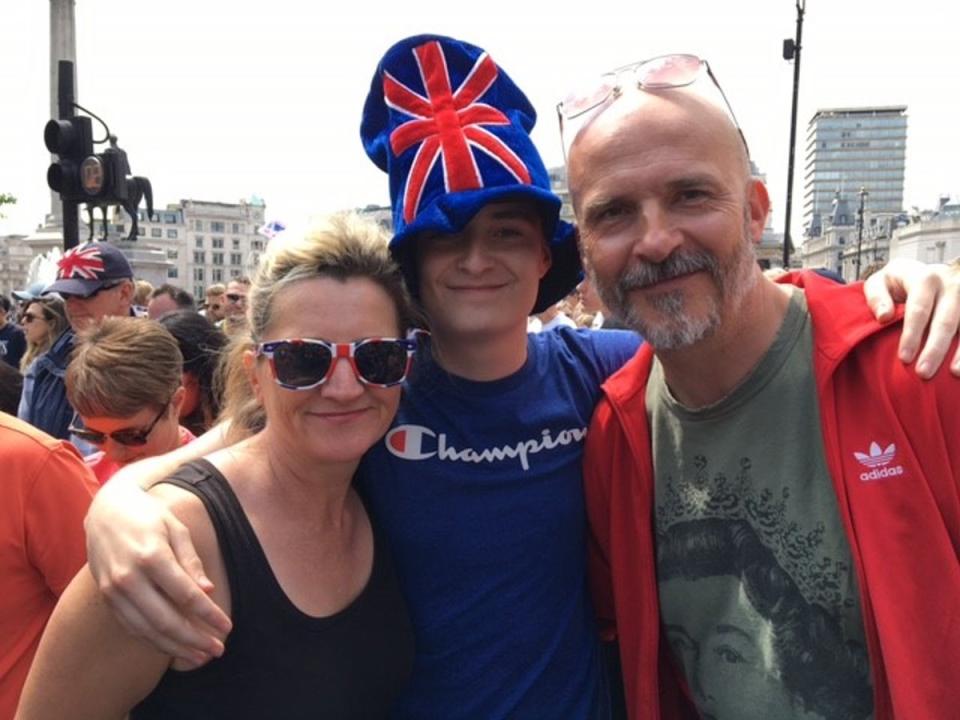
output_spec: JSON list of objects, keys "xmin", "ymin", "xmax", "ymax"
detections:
[{"xmin": 584, "ymin": 272, "xmax": 960, "ymax": 719}]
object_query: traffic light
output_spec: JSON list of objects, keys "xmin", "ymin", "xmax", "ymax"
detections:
[
  {"xmin": 44, "ymin": 116, "xmax": 136, "ymax": 206},
  {"xmin": 44, "ymin": 115, "xmax": 94, "ymax": 201}
]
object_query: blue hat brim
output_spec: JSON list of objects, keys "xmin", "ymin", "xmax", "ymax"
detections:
[
  {"xmin": 12, "ymin": 282, "xmax": 47, "ymax": 302},
  {"xmin": 389, "ymin": 185, "xmax": 582, "ymax": 314}
]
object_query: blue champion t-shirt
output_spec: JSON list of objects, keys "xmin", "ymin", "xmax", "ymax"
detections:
[{"xmin": 359, "ymin": 327, "xmax": 640, "ymax": 719}]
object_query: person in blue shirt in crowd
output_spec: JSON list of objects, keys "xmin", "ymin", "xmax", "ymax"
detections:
[
  {"xmin": 0, "ymin": 296, "xmax": 27, "ymax": 369},
  {"xmin": 80, "ymin": 35, "xmax": 960, "ymax": 719}
]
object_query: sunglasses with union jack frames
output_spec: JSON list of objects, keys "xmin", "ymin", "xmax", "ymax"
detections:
[{"xmin": 256, "ymin": 337, "xmax": 418, "ymax": 390}]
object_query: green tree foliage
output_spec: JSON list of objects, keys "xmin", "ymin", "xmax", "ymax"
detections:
[{"xmin": 0, "ymin": 193, "xmax": 16, "ymax": 219}]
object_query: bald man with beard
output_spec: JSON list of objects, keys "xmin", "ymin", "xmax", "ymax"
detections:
[{"xmin": 567, "ymin": 60, "xmax": 960, "ymax": 719}]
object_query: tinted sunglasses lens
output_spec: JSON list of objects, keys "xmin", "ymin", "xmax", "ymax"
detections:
[
  {"xmin": 273, "ymin": 342, "xmax": 333, "ymax": 387},
  {"xmin": 109, "ymin": 430, "xmax": 150, "ymax": 446},
  {"xmin": 560, "ymin": 74, "xmax": 617, "ymax": 119},
  {"xmin": 354, "ymin": 341, "xmax": 409, "ymax": 385},
  {"xmin": 72, "ymin": 428, "xmax": 106, "ymax": 445},
  {"xmin": 639, "ymin": 54, "xmax": 701, "ymax": 87}
]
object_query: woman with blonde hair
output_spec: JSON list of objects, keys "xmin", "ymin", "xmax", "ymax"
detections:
[
  {"xmin": 133, "ymin": 279, "xmax": 154, "ymax": 309},
  {"xmin": 18, "ymin": 212, "xmax": 416, "ymax": 719},
  {"xmin": 18, "ymin": 297, "xmax": 68, "ymax": 373}
]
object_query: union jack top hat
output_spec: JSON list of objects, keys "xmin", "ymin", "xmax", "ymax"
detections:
[
  {"xmin": 45, "ymin": 241, "xmax": 133, "ymax": 298},
  {"xmin": 361, "ymin": 34, "xmax": 581, "ymax": 313}
]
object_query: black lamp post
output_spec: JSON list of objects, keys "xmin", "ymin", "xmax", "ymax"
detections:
[
  {"xmin": 855, "ymin": 186, "xmax": 869, "ymax": 279},
  {"xmin": 782, "ymin": 0, "xmax": 807, "ymax": 268}
]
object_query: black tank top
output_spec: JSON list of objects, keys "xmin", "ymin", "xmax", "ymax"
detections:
[{"xmin": 132, "ymin": 459, "xmax": 415, "ymax": 720}]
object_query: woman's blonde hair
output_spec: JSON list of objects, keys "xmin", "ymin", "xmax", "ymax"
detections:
[
  {"xmin": 133, "ymin": 279, "xmax": 154, "ymax": 307},
  {"xmin": 219, "ymin": 212, "xmax": 419, "ymax": 440},
  {"xmin": 20, "ymin": 297, "xmax": 70, "ymax": 371},
  {"xmin": 66, "ymin": 316, "xmax": 183, "ymax": 418}
]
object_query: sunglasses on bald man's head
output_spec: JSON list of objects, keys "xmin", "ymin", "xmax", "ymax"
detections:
[
  {"xmin": 256, "ymin": 337, "xmax": 418, "ymax": 390},
  {"xmin": 556, "ymin": 53, "xmax": 749, "ymax": 159}
]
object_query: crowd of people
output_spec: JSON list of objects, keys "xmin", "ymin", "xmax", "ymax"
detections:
[{"xmin": 3, "ymin": 33, "xmax": 959, "ymax": 720}]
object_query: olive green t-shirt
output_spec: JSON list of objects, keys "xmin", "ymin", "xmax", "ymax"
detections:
[{"xmin": 648, "ymin": 290, "xmax": 873, "ymax": 720}]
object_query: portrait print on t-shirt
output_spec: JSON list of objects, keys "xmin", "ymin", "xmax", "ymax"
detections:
[{"xmin": 655, "ymin": 457, "xmax": 874, "ymax": 720}]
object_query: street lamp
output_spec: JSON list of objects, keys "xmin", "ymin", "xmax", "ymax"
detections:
[
  {"xmin": 782, "ymin": 0, "xmax": 807, "ymax": 268},
  {"xmin": 855, "ymin": 186, "xmax": 869, "ymax": 279}
]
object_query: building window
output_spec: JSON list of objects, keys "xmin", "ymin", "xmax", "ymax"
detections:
[
  {"xmin": 151, "ymin": 228, "xmax": 162, "ymax": 238},
  {"xmin": 167, "ymin": 229, "xmax": 178, "ymax": 239},
  {"xmin": 230, "ymin": 253, "xmax": 243, "ymax": 266},
  {"xmin": 195, "ymin": 236, "xmax": 204, "ymax": 248},
  {"xmin": 194, "ymin": 251, "xmax": 205, "ymax": 264},
  {"xmin": 137, "ymin": 226, "xmax": 146, "ymax": 236},
  {"xmin": 164, "ymin": 212, "xmax": 178, "ymax": 224},
  {"xmin": 232, "ymin": 238, "xmax": 240, "ymax": 250},
  {"xmin": 232, "ymin": 223, "xmax": 242, "ymax": 234},
  {"xmin": 212, "ymin": 268, "xmax": 224, "ymax": 283},
  {"xmin": 193, "ymin": 268, "xmax": 205, "ymax": 282},
  {"xmin": 168, "ymin": 267, "xmax": 179, "ymax": 279},
  {"xmin": 230, "ymin": 268, "xmax": 241, "ymax": 279},
  {"xmin": 212, "ymin": 237, "xmax": 224, "ymax": 249},
  {"xmin": 167, "ymin": 249, "xmax": 178, "ymax": 260},
  {"xmin": 211, "ymin": 221, "xmax": 225, "ymax": 232},
  {"xmin": 251, "ymin": 240, "xmax": 263, "ymax": 251},
  {"xmin": 195, "ymin": 285, "xmax": 204, "ymax": 299},
  {"xmin": 194, "ymin": 220, "xmax": 203, "ymax": 231},
  {"xmin": 212, "ymin": 252, "xmax": 224, "ymax": 266}
]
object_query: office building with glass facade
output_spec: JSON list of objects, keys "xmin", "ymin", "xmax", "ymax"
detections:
[{"xmin": 802, "ymin": 106, "xmax": 907, "ymax": 238}]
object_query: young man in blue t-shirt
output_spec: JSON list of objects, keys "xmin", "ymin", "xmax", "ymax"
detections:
[{"xmin": 81, "ymin": 34, "xmax": 960, "ymax": 719}]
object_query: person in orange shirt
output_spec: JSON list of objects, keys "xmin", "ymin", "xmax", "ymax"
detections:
[
  {"xmin": 65, "ymin": 317, "xmax": 195, "ymax": 485},
  {"xmin": 0, "ymin": 412, "xmax": 98, "ymax": 718}
]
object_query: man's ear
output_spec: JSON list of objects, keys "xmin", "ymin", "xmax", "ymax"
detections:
[
  {"xmin": 119, "ymin": 279, "xmax": 136, "ymax": 306},
  {"xmin": 746, "ymin": 179, "xmax": 771, "ymax": 245},
  {"xmin": 170, "ymin": 385, "xmax": 187, "ymax": 416},
  {"xmin": 538, "ymin": 236, "xmax": 553, "ymax": 280}
]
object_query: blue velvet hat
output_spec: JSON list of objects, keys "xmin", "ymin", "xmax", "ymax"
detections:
[{"xmin": 361, "ymin": 34, "xmax": 581, "ymax": 313}]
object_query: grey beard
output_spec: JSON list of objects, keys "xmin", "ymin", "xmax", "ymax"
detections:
[
  {"xmin": 623, "ymin": 286, "xmax": 721, "ymax": 349},
  {"xmin": 598, "ymin": 236, "xmax": 758, "ymax": 351}
]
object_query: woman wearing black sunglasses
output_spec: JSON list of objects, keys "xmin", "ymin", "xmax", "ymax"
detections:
[
  {"xmin": 64, "ymin": 317, "xmax": 196, "ymax": 485},
  {"xmin": 17, "ymin": 213, "xmax": 416, "ymax": 720}
]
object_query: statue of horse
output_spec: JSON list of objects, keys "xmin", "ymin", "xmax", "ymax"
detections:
[
  {"xmin": 120, "ymin": 176, "xmax": 155, "ymax": 242},
  {"xmin": 83, "ymin": 176, "xmax": 155, "ymax": 243}
]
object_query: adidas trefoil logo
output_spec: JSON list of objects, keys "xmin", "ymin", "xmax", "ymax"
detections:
[
  {"xmin": 854, "ymin": 441, "xmax": 904, "ymax": 481},
  {"xmin": 854, "ymin": 442, "xmax": 896, "ymax": 468}
]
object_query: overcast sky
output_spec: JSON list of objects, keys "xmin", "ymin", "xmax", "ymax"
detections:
[{"xmin": 2, "ymin": 0, "xmax": 958, "ymax": 241}]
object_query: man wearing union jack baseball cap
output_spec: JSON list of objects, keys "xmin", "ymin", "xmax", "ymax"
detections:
[
  {"xmin": 19, "ymin": 242, "xmax": 136, "ymax": 443},
  {"xmin": 45, "ymin": 240, "xmax": 134, "ymax": 300}
]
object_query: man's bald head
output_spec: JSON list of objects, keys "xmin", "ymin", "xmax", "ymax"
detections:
[
  {"xmin": 564, "ymin": 83, "xmax": 771, "ymax": 351},
  {"xmin": 568, "ymin": 86, "xmax": 751, "ymax": 208}
]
